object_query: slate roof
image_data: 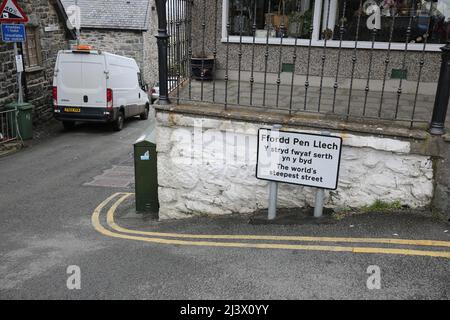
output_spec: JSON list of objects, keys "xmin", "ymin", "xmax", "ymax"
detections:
[{"xmin": 60, "ymin": 0, "xmax": 151, "ymax": 31}]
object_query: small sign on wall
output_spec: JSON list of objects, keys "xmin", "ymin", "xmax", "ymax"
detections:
[
  {"xmin": 45, "ymin": 25, "xmax": 60, "ymax": 32},
  {"xmin": 256, "ymin": 129, "xmax": 343, "ymax": 190}
]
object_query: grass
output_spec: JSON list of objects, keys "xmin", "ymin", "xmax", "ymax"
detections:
[
  {"xmin": 332, "ymin": 207, "xmax": 353, "ymax": 220},
  {"xmin": 332, "ymin": 200, "xmax": 404, "ymax": 220},
  {"xmin": 362, "ymin": 199, "xmax": 403, "ymax": 213}
]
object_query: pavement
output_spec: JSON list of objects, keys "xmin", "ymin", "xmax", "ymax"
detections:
[
  {"xmin": 0, "ymin": 110, "xmax": 449, "ymax": 300},
  {"xmin": 0, "ymin": 141, "xmax": 22, "ymax": 158}
]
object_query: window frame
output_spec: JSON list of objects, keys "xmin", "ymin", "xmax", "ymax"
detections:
[
  {"xmin": 138, "ymin": 72, "xmax": 143, "ymax": 87},
  {"xmin": 23, "ymin": 27, "xmax": 43, "ymax": 70},
  {"xmin": 221, "ymin": 0, "xmax": 443, "ymax": 52}
]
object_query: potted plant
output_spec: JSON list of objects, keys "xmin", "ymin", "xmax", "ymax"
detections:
[
  {"xmin": 301, "ymin": 9, "xmax": 313, "ymax": 38},
  {"xmin": 288, "ymin": 11, "xmax": 304, "ymax": 38},
  {"xmin": 191, "ymin": 51, "xmax": 215, "ymax": 81},
  {"xmin": 322, "ymin": 28, "xmax": 333, "ymax": 40}
]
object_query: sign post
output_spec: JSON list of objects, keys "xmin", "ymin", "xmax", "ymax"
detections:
[
  {"xmin": 13, "ymin": 42, "xmax": 23, "ymax": 103},
  {"xmin": 267, "ymin": 124, "xmax": 282, "ymax": 220},
  {"xmin": 313, "ymin": 131, "xmax": 331, "ymax": 218},
  {"xmin": 257, "ymin": 128, "xmax": 343, "ymax": 220},
  {"xmin": 0, "ymin": 0, "xmax": 29, "ymax": 105}
]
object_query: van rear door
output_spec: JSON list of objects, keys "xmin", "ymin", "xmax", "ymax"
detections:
[
  {"xmin": 57, "ymin": 52, "xmax": 83, "ymax": 107},
  {"xmin": 81, "ymin": 54, "xmax": 107, "ymax": 108}
]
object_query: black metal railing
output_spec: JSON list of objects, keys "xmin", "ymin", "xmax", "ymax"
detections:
[
  {"xmin": 0, "ymin": 109, "xmax": 18, "ymax": 145},
  {"xmin": 156, "ymin": 0, "xmax": 449, "ymax": 134}
]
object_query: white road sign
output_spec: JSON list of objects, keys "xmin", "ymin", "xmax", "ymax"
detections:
[{"xmin": 256, "ymin": 129, "xmax": 343, "ymax": 190}]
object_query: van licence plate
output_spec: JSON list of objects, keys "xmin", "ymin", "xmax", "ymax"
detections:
[{"xmin": 64, "ymin": 108, "xmax": 81, "ymax": 113}]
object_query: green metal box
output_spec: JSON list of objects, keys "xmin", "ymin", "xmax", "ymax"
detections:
[{"xmin": 134, "ymin": 128, "xmax": 159, "ymax": 214}]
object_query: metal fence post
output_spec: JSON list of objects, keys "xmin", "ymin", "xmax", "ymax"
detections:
[
  {"xmin": 430, "ymin": 41, "xmax": 450, "ymax": 135},
  {"xmin": 268, "ymin": 124, "xmax": 282, "ymax": 220},
  {"xmin": 155, "ymin": 0, "xmax": 171, "ymax": 105},
  {"xmin": 313, "ymin": 130, "xmax": 330, "ymax": 218}
]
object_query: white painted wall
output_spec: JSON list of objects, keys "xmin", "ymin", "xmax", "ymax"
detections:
[{"xmin": 156, "ymin": 113, "xmax": 434, "ymax": 220}]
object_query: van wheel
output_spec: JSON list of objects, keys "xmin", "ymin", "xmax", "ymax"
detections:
[
  {"xmin": 113, "ymin": 111, "xmax": 124, "ymax": 131},
  {"xmin": 62, "ymin": 121, "xmax": 75, "ymax": 130},
  {"xmin": 140, "ymin": 106, "xmax": 149, "ymax": 120}
]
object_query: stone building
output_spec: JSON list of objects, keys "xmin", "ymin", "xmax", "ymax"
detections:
[
  {"xmin": 1, "ymin": 0, "xmax": 159, "ymax": 125},
  {"xmin": 60, "ymin": 0, "xmax": 159, "ymax": 86},
  {"xmin": 0, "ymin": 0, "xmax": 76, "ymax": 122}
]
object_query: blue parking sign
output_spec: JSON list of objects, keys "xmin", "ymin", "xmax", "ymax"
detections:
[{"xmin": 1, "ymin": 23, "xmax": 26, "ymax": 42}]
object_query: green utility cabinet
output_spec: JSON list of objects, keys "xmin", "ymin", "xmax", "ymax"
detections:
[
  {"xmin": 6, "ymin": 102, "xmax": 34, "ymax": 140},
  {"xmin": 134, "ymin": 128, "xmax": 159, "ymax": 214}
]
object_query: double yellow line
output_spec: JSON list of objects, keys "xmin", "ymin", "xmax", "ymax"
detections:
[{"xmin": 92, "ymin": 192, "xmax": 450, "ymax": 259}]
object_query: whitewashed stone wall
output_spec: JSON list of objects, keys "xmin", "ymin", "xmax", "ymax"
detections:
[{"xmin": 156, "ymin": 113, "xmax": 434, "ymax": 220}]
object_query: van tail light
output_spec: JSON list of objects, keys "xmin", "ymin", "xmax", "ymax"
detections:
[
  {"xmin": 53, "ymin": 87, "xmax": 58, "ymax": 108},
  {"xmin": 150, "ymin": 88, "xmax": 156, "ymax": 94},
  {"xmin": 106, "ymin": 88, "xmax": 113, "ymax": 110}
]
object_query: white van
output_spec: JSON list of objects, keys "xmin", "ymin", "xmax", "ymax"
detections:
[{"xmin": 53, "ymin": 46, "xmax": 150, "ymax": 131}]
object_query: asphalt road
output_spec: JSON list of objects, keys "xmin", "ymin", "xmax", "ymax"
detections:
[{"xmin": 0, "ymin": 114, "xmax": 449, "ymax": 300}]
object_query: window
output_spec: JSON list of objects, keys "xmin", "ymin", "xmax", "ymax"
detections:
[
  {"xmin": 137, "ymin": 72, "xmax": 147, "ymax": 89},
  {"xmin": 326, "ymin": 0, "xmax": 449, "ymax": 43},
  {"xmin": 23, "ymin": 27, "xmax": 42, "ymax": 68},
  {"xmin": 224, "ymin": 0, "xmax": 450, "ymax": 50},
  {"xmin": 138, "ymin": 72, "xmax": 143, "ymax": 87},
  {"xmin": 228, "ymin": 0, "xmax": 316, "ymax": 39}
]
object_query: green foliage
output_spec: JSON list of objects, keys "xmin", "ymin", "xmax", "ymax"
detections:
[
  {"xmin": 332, "ymin": 200, "xmax": 404, "ymax": 220},
  {"xmin": 332, "ymin": 211, "xmax": 349, "ymax": 221},
  {"xmin": 301, "ymin": 9, "xmax": 313, "ymax": 37},
  {"xmin": 362, "ymin": 200, "xmax": 403, "ymax": 213}
]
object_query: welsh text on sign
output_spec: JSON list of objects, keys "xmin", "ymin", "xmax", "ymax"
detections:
[{"xmin": 256, "ymin": 129, "xmax": 343, "ymax": 190}]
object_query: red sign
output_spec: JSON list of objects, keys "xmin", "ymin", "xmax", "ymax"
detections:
[{"xmin": 0, "ymin": 0, "xmax": 29, "ymax": 23}]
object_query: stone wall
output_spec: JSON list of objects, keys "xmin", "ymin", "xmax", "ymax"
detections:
[
  {"xmin": 79, "ymin": 29, "xmax": 145, "ymax": 75},
  {"xmin": 143, "ymin": 0, "xmax": 159, "ymax": 86},
  {"xmin": 0, "ymin": 1, "xmax": 71, "ymax": 122},
  {"xmin": 191, "ymin": 0, "xmax": 442, "ymax": 87},
  {"xmin": 155, "ymin": 110, "xmax": 435, "ymax": 220},
  {"xmin": 433, "ymin": 135, "xmax": 450, "ymax": 220},
  {"xmin": 80, "ymin": 6, "xmax": 159, "ymax": 87},
  {"xmin": 0, "ymin": 42, "xmax": 16, "ymax": 107}
]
